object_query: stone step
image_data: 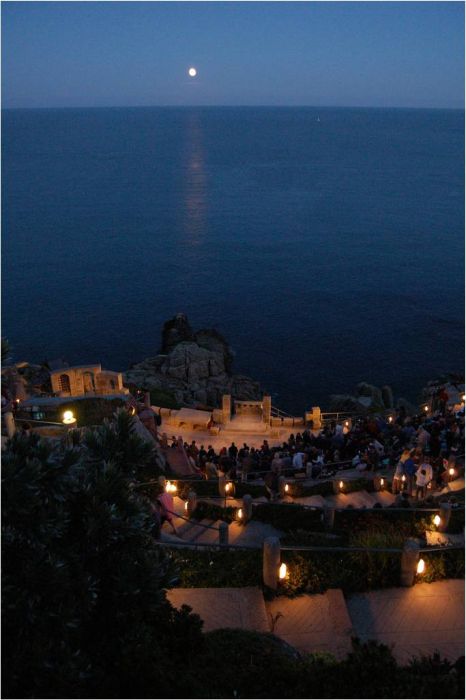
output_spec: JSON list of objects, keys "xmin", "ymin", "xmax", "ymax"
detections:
[
  {"xmin": 346, "ymin": 579, "xmax": 465, "ymax": 663},
  {"xmin": 265, "ymin": 588, "xmax": 354, "ymax": 660},
  {"xmin": 186, "ymin": 519, "xmax": 220, "ymax": 544},
  {"xmin": 167, "ymin": 587, "xmax": 270, "ymax": 633}
]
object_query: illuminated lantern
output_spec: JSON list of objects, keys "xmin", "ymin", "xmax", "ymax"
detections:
[
  {"xmin": 284, "ymin": 484, "xmax": 289, "ymax": 493},
  {"xmin": 433, "ymin": 514, "xmax": 441, "ymax": 527},
  {"xmin": 62, "ymin": 410, "xmax": 75, "ymax": 424},
  {"xmin": 417, "ymin": 559, "xmax": 425, "ymax": 575},
  {"xmin": 339, "ymin": 481, "xmax": 344, "ymax": 490},
  {"xmin": 278, "ymin": 563, "xmax": 287, "ymax": 580}
]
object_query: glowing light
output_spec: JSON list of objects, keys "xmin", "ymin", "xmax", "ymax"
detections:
[
  {"xmin": 449, "ymin": 468, "xmax": 455, "ymax": 476},
  {"xmin": 339, "ymin": 481, "xmax": 344, "ymax": 489},
  {"xmin": 462, "ymin": 394, "xmax": 465, "ymax": 402},
  {"xmin": 424, "ymin": 405, "xmax": 429, "ymax": 412},
  {"xmin": 388, "ymin": 416, "xmax": 393, "ymax": 423},
  {"xmin": 184, "ymin": 501, "xmax": 189, "ymax": 512},
  {"xmin": 417, "ymin": 558, "xmax": 425, "ymax": 575},
  {"xmin": 225, "ymin": 482, "xmax": 232, "ymax": 493},
  {"xmin": 344, "ymin": 421, "xmax": 349, "ymax": 427},
  {"xmin": 433, "ymin": 515, "xmax": 441, "ymax": 527},
  {"xmin": 188, "ymin": 67, "xmax": 197, "ymax": 77},
  {"xmin": 278, "ymin": 563, "xmax": 287, "ymax": 580},
  {"xmin": 62, "ymin": 410, "xmax": 75, "ymax": 424},
  {"xmin": 285, "ymin": 484, "xmax": 289, "ymax": 492},
  {"xmin": 165, "ymin": 481, "xmax": 177, "ymax": 494},
  {"xmin": 380, "ymin": 478, "xmax": 384, "ymax": 487},
  {"xmin": 402, "ymin": 475, "xmax": 406, "ymax": 482},
  {"xmin": 237, "ymin": 508, "xmax": 243, "ymax": 520}
]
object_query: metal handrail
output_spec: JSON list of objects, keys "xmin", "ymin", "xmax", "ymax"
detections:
[
  {"xmin": 155, "ymin": 540, "xmax": 464, "ymax": 554},
  {"xmin": 164, "ymin": 507, "xmax": 221, "ymax": 532}
]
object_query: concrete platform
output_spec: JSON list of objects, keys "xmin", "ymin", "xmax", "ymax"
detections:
[
  {"xmin": 265, "ymin": 589, "xmax": 354, "ymax": 660},
  {"xmin": 167, "ymin": 587, "xmax": 270, "ymax": 633},
  {"xmin": 347, "ymin": 580, "xmax": 465, "ymax": 663}
]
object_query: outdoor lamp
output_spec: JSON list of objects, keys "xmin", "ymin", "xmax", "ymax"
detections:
[
  {"xmin": 401, "ymin": 475, "xmax": 406, "ymax": 483},
  {"xmin": 184, "ymin": 501, "xmax": 189, "ymax": 512},
  {"xmin": 424, "ymin": 405, "xmax": 429, "ymax": 413},
  {"xmin": 388, "ymin": 416, "xmax": 393, "ymax": 423},
  {"xmin": 449, "ymin": 468, "xmax": 455, "ymax": 477},
  {"xmin": 278, "ymin": 563, "xmax": 287, "ymax": 580},
  {"xmin": 165, "ymin": 481, "xmax": 177, "ymax": 494},
  {"xmin": 237, "ymin": 508, "xmax": 243, "ymax": 521},
  {"xmin": 339, "ymin": 480, "xmax": 344, "ymax": 490},
  {"xmin": 380, "ymin": 478, "xmax": 384, "ymax": 487},
  {"xmin": 417, "ymin": 558, "xmax": 425, "ymax": 575},
  {"xmin": 433, "ymin": 514, "xmax": 441, "ymax": 527},
  {"xmin": 62, "ymin": 410, "xmax": 75, "ymax": 425},
  {"xmin": 285, "ymin": 484, "xmax": 289, "ymax": 493}
]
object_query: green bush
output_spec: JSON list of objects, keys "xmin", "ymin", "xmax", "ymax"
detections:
[
  {"xmin": 149, "ymin": 388, "xmax": 180, "ymax": 409},
  {"xmin": 253, "ymin": 502, "xmax": 324, "ymax": 532},
  {"xmin": 168, "ymin": 549, "xmax": 262, "ymax": 588},
  {"xmin": 192, "ymin": 501, "xmax": 238, "ymax": 523},
  {"xmin": 192, "ymin": 632, "xmax": 465, "ymax": 698}
]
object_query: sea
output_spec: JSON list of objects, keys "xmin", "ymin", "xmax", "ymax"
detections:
[{"xmin": 2, "ymin": 107, "xmax": 464, "ymax": 413}]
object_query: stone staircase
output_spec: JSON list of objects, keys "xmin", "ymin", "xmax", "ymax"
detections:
[
  {"xmin": 162, "ymin": 497, "xmax": 283, "ymax": 546},
  {"xmin": 167, "ymin": 581, "xmax": 465, "ymax": 662}
]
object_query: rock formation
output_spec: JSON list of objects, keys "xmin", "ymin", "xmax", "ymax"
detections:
[{"xmin": 124, "ymin": 314, "xmax": 261, "ymax": 408}]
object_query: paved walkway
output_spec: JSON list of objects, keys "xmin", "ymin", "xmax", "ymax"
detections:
[
  {"xmin": 167, "ymin": 587, "xmax": 270, "ymax": 633},
  {"xmin": 347, "ymin": 579, "xmax": 465, "ymax": 663},
  {"xmin": 167, "ymin": 581, "xmax": 465, "ymax": 662},
  {"xmin": 266, "ymin": 589, "xmax": 353, "ymax": 660}
]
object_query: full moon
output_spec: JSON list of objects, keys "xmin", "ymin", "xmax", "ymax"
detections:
[{"xmin": 188, "ymin": 67, "xmax": 197, "ymax": 77}]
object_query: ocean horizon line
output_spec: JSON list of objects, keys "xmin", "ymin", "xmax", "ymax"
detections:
[{"xmin": 2, "ymin": 104, "xmax": 464, "ymax": 112}]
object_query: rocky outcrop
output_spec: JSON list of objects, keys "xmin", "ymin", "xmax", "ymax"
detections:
[
  {"xmin": 125, "ymin": 314, "xmax": 261, "ymax": 408},
  {"xmin": 329, "ymin": 382, "xmax": 394, "ymax": 414}
]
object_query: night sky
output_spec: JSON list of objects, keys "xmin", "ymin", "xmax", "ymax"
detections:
[{"xmin": 2, "ymin": 1, "xmax": 464, "ymax": 109}]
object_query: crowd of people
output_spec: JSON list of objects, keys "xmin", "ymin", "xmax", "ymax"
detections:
[{"xmin": 160, "ymin": 402, "xmax": 464, "ymax": 502}]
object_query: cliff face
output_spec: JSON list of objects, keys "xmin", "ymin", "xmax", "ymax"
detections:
[{"xmin": 124, "ymin": 314, "xmax": 261, "ymax": 408}]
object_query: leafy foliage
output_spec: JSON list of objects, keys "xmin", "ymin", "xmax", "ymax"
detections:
[{"xmin": 2, "ymin": 410, "xmax": 203, "ymax": 698}]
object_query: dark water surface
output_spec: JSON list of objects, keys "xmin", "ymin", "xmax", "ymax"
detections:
[{"xmin": 2, "ymin": 107, "xmax": 464, "ymax": 412}]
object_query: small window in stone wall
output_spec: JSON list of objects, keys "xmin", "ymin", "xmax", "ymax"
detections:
[{"xmin": 58, "ymin": 374, "xmax": 71, "ymax": 393}]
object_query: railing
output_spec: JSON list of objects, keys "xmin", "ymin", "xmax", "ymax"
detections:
[{"xmin": 270, "ymin": 405, "xmax": 295, "ymax": 419}]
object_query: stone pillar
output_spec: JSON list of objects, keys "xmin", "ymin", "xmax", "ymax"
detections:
[
  {"xmin": 242, "ymin": 494, "xmax": 253, "ymax": 523},
  {"xmin": 323, "ymin": 506, "xmax": 335, "ymax": 531},
  {"xmin": 438, "ymin": 503, "xmax": 452, "ymax": 533},
  {"xmin": 219, "ymin": 521, "xmax": 229, "ymax": 547},
  {"xmin": 222, "ymin": 394, "xmax": 231, "ymax": 424},
  {"xmin": 278, "ymin": 476, "xmax": 287, "ymax": 498},
  {"xmin": 218, "ymin": 474, "xmax": 226, "ymax": 498},
  {"xmin": 3, "ymin": 411, "xmax": 16, "ymax": 439},
  {"xmin": 400, "ymin": 538, "xmax": 420, "ymax": 587},
  {"xmin": 263, "ymin": 536, "xmax": 281, "ymax": 591},
  {"xmin": 262, "ymin": 395, "xmax": 272, "ymax": 424},
  {"xmin": 312, "ymin": 407, "xmax": 322, "ymax": 430},
  {"xmin": 187, "ymin": 491, "xmax": 197, "ymax": 518}
]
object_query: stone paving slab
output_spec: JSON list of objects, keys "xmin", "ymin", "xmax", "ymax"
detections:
[
  {"xmin": 265, "ymin": 589, "xmax": 353, "ymax": 660},
  {"xmin": 346, "ymin": 580, "xmax": 465, "ymax": 663},
  {"xmin": 167, "ymin": 587, "xmax": 270, "ymax": 633}
]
